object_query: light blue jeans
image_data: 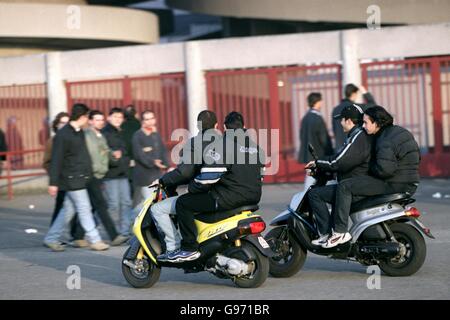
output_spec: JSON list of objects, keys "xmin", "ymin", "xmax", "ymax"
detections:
[
  {"xmin": 103, "ymin": 178, "xmax": 134, "ymax": 236},
  {"xmin": 150, "ymin": 196, "xmax": 181, "ymax": 252},
  {"xmin": 44, "ymin": 189, "xmax": 101, "ymax": 244}
]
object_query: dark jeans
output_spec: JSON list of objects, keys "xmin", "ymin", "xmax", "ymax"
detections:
[
  {"xmin": 175, "ymin": 192, "xmax": 224, "ymax": 252},
  {"xmin": 74, "ymin": 178, "xmax": 119, "ymax": 241},
  {"xmin": 308, "ymin": 185, "xmax": 337, "ymax": 235},
  {"xmin": 50, "ymin": 190, "xmax": 66, "ymax": 225},
  {"xmin": 334, "ymin": 176, "xmax": 418, "ymax": 233}
]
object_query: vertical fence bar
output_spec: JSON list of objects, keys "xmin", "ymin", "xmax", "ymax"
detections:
[{"xmin": 430, "ymin": 58, "xmax": 444, "ymax": 154}]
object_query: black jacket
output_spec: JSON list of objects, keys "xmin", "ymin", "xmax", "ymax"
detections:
[
  {"xmin": 332, "ymin": 93, "xmax": 376, "ymax": 150},
  {"xmin": 316, "ymin": 126, "xmax": 372, "ymax": 181},
  {"xmin": 102, "ymin": 123, "xmax": 130, "ymax": 179},
  {"xmin": 121, "ymin": 117, "xmax": 141, "ymax": 160},
  {"xmin": 188, "ymin": 129, "xmax": 265, "ymax": 210},
  {"xmin": 298, "ymin": 110, "xmax": 333, "ymax": 163},
  {"xmin": 49, "ymin": 124, "xmax": 92, "ymax": 191},
  {"xmin": 132, "ymin": 130, "xmax": 169, "ymax": 187},
  {"xmin": 370, "ymin": 125, "xmax": 420, "ymax": 184},
  {"xmin": 0, "ymin": 129, "xmax": 7, "ymax": 161},
  {"xmin": 160, "ymin": 130, "xmax": 222, "ymax": 188}
]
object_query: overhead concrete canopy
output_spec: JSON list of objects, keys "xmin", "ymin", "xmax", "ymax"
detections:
[
  {"xmin": 0, "ymin": 1, "xmax": 159, "ymax": 56},
  {"xmin": 167, "ymin": 0, "xmax": 450, "ymax": 25}
]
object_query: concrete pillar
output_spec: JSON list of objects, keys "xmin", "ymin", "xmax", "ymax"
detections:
[
  {"xmin": 340, "ymin": 30, "xmax": 363, "ymax": 102},
  {"xmin": 45, "ymin": 52, "xmax": 68, "ymax": 125},
  {"xmin": 184, "ymin": 41, "xmax": 208, "ymax": 134}
]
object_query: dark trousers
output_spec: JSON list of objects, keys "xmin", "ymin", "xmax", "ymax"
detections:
[
  {"xmin": 334, "ymin": 176, "xmax": 417, "ymax": 233},
  {"xmin": 175, "ymin": 192, "xmax": 223, "ymax": 252},
  {"xmin": 74, "ymin": 178, "xmax": 119, "ymax": 241},
  {"xmin": 308, "ymin": 185, "xmax": 337, "ymax": 235},
  {"xmin": 50, "ymin": 190, "xmax": 66, "ymax": 225}
]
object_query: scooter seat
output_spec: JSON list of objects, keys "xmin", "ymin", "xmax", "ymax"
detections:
[
  {"xmin": 195, "ymin": 205, "xmax": 259, "ymax": 223},
  {"xmin": 350, "ymin": 193, "xmax": 411, "ymax": 213}
]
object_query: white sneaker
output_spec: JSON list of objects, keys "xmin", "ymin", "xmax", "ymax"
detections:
[
  {"xmin": 322, "ymin": 232, "xmax": 352, "ymax": 249},
  {"xmin": 311, "ymin": 234, "xmax": 330, "ymax": 246}
]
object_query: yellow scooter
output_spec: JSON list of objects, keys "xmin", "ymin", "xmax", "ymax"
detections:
[{"xmin": 122, "ymin": 185, "xmax": 272, "ymax": 288}]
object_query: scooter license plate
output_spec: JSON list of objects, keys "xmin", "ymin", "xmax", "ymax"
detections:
[{"xmin": 258, "ymin": 236, "xmax": 270, "ymax": 249}]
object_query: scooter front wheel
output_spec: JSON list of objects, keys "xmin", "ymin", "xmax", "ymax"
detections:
[
  {"xmin": 122, "ymin": 247, "xmax": 161, "ymax": 288},
  {"xmin": 265, "ymin": 227, "xmax": 307, "ymax": 278}
]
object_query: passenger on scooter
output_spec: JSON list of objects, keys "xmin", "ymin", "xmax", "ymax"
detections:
[
  {"xmin": 173, "ymin": 112, "xmax": 265, "ymax": 263},
  {"xmin": 150, "ymin": 110, "xmax": 222, "ymax": 262},
  {"xmin": 305, "ymin": 104, "xmax": 372, "ymax": 247},
  {"xmin": 324, "ymin": 105, "xmax": 420, "ymax": 248}
]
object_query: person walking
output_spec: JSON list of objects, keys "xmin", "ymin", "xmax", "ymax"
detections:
[
  {"xmin": 298, "ymin": 92, "xmax": 333, "ymax": 190},
  {"xmin": 43, "ymin": 104, "xmax": 109, "ymax": 252}
]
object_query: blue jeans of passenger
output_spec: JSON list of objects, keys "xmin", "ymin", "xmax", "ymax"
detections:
[
  {"xmin": 44, "ymin": 189, "xmax": 101, "ymax": 244},
  {"xmin": 150, "ymin": 196, "xmax": 181, "ymax": 252},
  {"xmin": 103, "ymin": 178, "xmax": 134, "ymax": 236}
]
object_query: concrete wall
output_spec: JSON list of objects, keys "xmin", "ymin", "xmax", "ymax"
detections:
[{"xmin": 1, "ymin": 22, "xmax": 450, "ymax": 192}]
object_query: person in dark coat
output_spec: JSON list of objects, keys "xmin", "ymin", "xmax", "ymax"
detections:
[
  {"xmin": 324, "ymin": 105, "xmax": 420, "ymax": 249},
  {"xmin": 305, "ymin": 105, "xmax": 372, "ymax": 247},
  {"xmin": 43, "ymin": 104, "xmax": 109, "ymax": 252},
  {"xmin": 151, "ymin": 110, "xmax": 222, "ymax": 262},
  {"xmin": 121, "ymin": 105, "xmax": 141, "ymax": 196},
  {"xmin": 298, "ymin": 92, "xmax": 333, "ymax": 190},
  {"xmin": 332, "ymin": 84, "xmax": 376, "ymax": 150},
  {"xmin": 102, "ymin": 107, "xmax": 134, "ymax": 237},
  {"xmin": 0, "ymin": 128, "xmax": 7, "ymax": 176}
]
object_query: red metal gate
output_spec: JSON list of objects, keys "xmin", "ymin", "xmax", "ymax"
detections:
[
  {"xmin": 206, "ymin": 64, "xmax": 342, "ymax": 183},
  {"xmin": 361, "ymin": 56, "xmax": 450, "ymax": 177},
  {"xmin": 66, "ymin": 73, "xmax": 188, "ymax": 145}
]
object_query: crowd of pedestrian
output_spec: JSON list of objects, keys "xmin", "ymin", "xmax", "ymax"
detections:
[{"xmin": 42, "ymin": 104, "xmax": 169, "ymax": 252}]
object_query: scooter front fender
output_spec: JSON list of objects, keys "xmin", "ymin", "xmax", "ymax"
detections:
[{"xmin": 269, "ymin": 209, "xmax": 290, "ymax": 226}]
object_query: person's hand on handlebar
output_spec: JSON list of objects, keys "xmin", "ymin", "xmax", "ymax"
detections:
[
  {"xmin": 305, "ymin": 161, "xmax": 316, "ymax": 169},
  {"xmin": 149, "ymin": 179, "xmax": 160, "ymax": 188}
]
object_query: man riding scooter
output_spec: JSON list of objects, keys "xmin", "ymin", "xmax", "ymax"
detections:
[
  {"xmin": 325, "ymin": 105, "xmax": 420, "ymax": 248},
  {"xmin": 305, "ymin": 104, "xmax": 372, "ymax": 247},
  {"xmin": 174, "ymin": 111, "xmax": 265, "ymax": 262},
  {"xmin": 150, "ymin": 110, "xmax": 222, "ymax": 262}
]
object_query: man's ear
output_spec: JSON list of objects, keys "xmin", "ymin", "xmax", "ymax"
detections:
[{"xmin": 214, "ymin": 123, "xmax": 218, "ymax": 129}]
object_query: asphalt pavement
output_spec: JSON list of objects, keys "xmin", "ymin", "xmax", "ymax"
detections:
[{"xmin": 0, "ymin": 179, "xmax": 449, "ymax": 300}]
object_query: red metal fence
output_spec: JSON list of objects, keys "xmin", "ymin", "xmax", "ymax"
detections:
[
  {"xmin": 0, "ymin": 84, "xmax": 48, "ymax": 170},
  {"xmin": 206, "ymin": 64, "xmax": 342, "ymax": 183},
  {"xmin": 361, "ymin": 56, "xmax": 450, "ymax": 176},
  {"xmin": 66, "ymin": 73, "xmax": 188, "ymax": 145},
  {"xmin": 1, "ymin": 56, "xmax": 449, "ymax": 192}
]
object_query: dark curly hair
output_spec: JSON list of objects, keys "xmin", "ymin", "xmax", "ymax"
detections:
[
  {"xmin": 51, "ymin": 112, "xmax": 69, "ymax": 133},
  {"xmin": 364, "ymin": 105, "xmax": 394, "ymax": 129}
]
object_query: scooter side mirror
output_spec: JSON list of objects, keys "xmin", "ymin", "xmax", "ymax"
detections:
[{"xmin": 308, "ymin": 144, "xmax": 318, "ymax": 161}]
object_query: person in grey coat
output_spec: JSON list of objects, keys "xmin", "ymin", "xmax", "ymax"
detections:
[
  {"xmin": 132, "ymin": 110, "xmax": 169, "ymax": 213},
  {"xmin": 298, "ymin": 92, "xmax": 333, "ymax": 190}
]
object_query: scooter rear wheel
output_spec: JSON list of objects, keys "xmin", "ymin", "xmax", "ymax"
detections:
[
  {"xmin": 231, "ymin": 242, "xmax": 269, "ymax": 288},
  {"xmin": 122, "ymin": 247, "xmax": 161, "ymax": 288},
  {"xmin": 265, "ymin": 227, "xmax": 307, "ymax": 278},
  {"xmin": 378, "ymin": 223, "xmax": 426, "ymax": 277}
]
